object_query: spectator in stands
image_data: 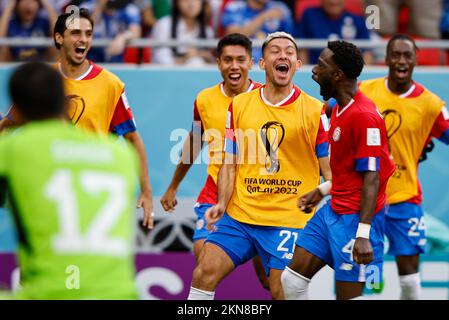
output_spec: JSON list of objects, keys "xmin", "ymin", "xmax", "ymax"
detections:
[
  {"xmin": 442, "ymin": 0, "xmax": 449, "ymax": 39},
  {"xmin": 221, "ymin": 0, "xmax": 294, "ymax": 62},
  {"xmin": 0, "ymin": 0, "xmax": 57, "ymax": 62},
  {"xmin": 151, "ymin": 0, "xmax": 214, "ymax": 65},
  {"xmin": 134, "ymin": 0, "xmax": 156, "ymax": 35},
  {"xmin": 294, "ymin": 0, "xmax": 372, "ymax": 64},
  {"xmin": 153, "ymin": 0, "xmax": 173, "ymax": 19},
  {"xmin": 364, "ymin": 0, "xmax": 442, "ymax": 40},
  {"xmin": 49, "ymin": 0, "xmax": 71, "ymax": 13},
  {"xmin": 86, "ymin": 0, "xmax": 142, "ymax": 62}
]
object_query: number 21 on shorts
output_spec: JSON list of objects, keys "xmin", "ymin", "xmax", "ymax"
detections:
[{"xmin": 277, "ymin": 230, "xmax": 298, "ymax": 259}]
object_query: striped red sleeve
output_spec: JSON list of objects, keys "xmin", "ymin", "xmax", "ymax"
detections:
[
  {"xmin": 224, "ymin": 102, "xmax": 237, "ymax": 155},
  {"xmin": 315, "ymin": 105, "xmax": 329, "ymax": 158},
  {"xmin": 109, "ymin": 89, "xmax": 137, "ymax": 136},
  {"xmin": 430, "ymin": 106, "xmax": 449, "ymax": 145}
]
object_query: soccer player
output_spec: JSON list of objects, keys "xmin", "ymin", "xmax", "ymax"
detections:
[
  {"xmin": 188, "ymin": 32, "xmax": 331, "ymax": 300},
  {"xmin": 0, "ymin": 62, "xmax": 138, "ymax": 299},
  {"xmin": 0, "ymin": 9, "xmax": 154, "ymax": 229},
  {"xmin": 160, "ymin": 33, "xmax": 271, "ymax": 289},
  {"xmin": 359, "ymin": 34, "xmax": 449, "ymax": 300},
  {"xmin": 281, "ymin": 40, "xmax": 395, "ymax": 300}
]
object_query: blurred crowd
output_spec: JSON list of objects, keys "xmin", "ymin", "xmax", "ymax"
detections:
[{"xmin": 0, "ymin": 0, "xmax": 448, "ymax": 65}]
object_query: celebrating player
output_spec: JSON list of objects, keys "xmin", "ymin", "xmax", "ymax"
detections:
[
  {"xmin": 160, "ymin": 33, "xmax": 271, "ymax": 289},
  {"xmin": 0, "ymin": 62, "xmax": 139, "ymax": 299},
  {"xmin": 282, "ymin": 40, "xmax": 394, "ymax": 300},
  {"xmin": 359, "ymin": 34, "xmax": 449, "ymax": 300},
  {"xmin": 0, "ymin": 9, "xmax": 154, "ymax": 229},
  {"xmin": 188, "ymin": 32, "xmax": 331, "ymax": 300}
]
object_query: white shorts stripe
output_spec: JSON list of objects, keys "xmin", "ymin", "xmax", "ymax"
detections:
[{"xmin": 358, "ymin": 264, "xmax": 366, "ymax": 282}]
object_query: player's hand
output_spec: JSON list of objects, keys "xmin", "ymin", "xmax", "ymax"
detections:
[
  {"xmin": 298, "ymin": 188, "xmax": 323, "ymax": 213},
  {"xmin": 353, "ymin": 238, "xmax": 374, "ymax": 265},
  {"xmin": 138, "ymin": 190, "xmax": 154, "ymax": 230},
  {"xmin": 205, "ymin": 204, "xmax": 225, "ymax": 231},
  {"xmin": 106, "ymin": 34, "xmax": 127, "ymax": 57},
  {"xmin": 160, "ymin": 188, "xmax": 178, "ymax": 213}
]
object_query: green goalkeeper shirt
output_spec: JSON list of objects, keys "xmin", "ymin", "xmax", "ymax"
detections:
[{"xmin": 0, "ymin": 120, "xmax": 139, "ymax": 299}]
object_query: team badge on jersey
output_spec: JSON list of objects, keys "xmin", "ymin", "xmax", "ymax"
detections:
[
  {"xmin": 367, "ymin": 128, "xmax": 381, "ymax": 146},
  {"xmin": 333, "ymin": 126, "xmax": 341, "ymax": 142}
]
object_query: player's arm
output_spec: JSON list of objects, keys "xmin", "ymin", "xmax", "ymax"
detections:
[
  {"xmin": 110, "ymin": 90, "xmax": 154, "ymax": 229},
  {"xmin": 205, "ymin": 102, "xmax": 238, "ymax": 230},
  {"xmin": 123, "ymin": 130, "xmax": 154, "ymax": 229},
  {"xmin": 353, "ymin": 170, "xmax": 379, "ymax": 265},
  {"xmin": 161, "ymin": 102, "xmax": 204, "ymax": 212},
  {"xmin": 0, "ymin": 105, "xmax": 18, "ymax": 132},
  {"xmin": 206, "ymin": 160, "xmax": 236, "ymax": 230},
  {"xmin": 299, "ymin": 107, "xmax": 331, "ymax": 212},
  {"xmin": 352, "ymin": 114, "xmax": 383, "ymax": 265},
  {"xmin": 430, "ymin": 104, "xmax": 449, "ymax": 145},
  {"xmin": 419, "ymin": 103, "xmax": 449, "ymax": 162}
]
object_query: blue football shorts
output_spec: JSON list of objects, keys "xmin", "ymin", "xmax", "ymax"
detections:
[
  {"xmin": 193, "ymin": 203, "xmax": 214, "ymax": 242},
  {"xmin": 385, "ymin": 202, "xmax": 427, "ymax": 256},
  {"xmin": 205, "ymin": 213, "xmax": 301, "ymax": 275},
  {"xmin": 296, "ymin": 201, "xmax": 385, "ymax": 287}
]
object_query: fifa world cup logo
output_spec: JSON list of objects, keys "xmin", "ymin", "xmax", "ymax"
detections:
[
  {"xmin": 382, "ymin": 109, "xmax": 402, "ymax": 153},
  {"xmin": 260, "ymin": 121, "xmax": 285, "ymax": 173},
  {"xmin": 65, "ymin": 95, "xmax": 86, "ymax": 125}
]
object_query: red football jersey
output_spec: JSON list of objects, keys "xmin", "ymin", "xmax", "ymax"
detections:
[{"xmin": 329, "ymin": 91, "xmax": 395, "ymax": 214}]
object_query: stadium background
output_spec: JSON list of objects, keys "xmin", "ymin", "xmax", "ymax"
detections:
[{"xmin": 0, "ymin": 66, "xmax": 449, "ymax": 299}]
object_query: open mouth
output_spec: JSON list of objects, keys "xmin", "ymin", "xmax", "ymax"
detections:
[
  {"xmin": 228, "ymin": 73, "xmax": 241, "ymax": 82},
  {"xmin": 275, "ymin": 63, "xmax": 290, "ymax": 75},
  {"xmin": 395, "ymin": 66, "xmax": 409, "ymax": 78},
  {"xmin": 75, "ymin": 46, "xmax": 87, "ymax": 56}
]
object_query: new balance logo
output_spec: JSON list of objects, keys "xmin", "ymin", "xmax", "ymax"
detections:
[{"xmin": 340, "ymin": 263, "xmax": 353, "ymax": 271}]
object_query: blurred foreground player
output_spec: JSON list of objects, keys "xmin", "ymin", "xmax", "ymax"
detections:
[
  {"xmin": 160, "ymin": 33, "xmax": 270, "ymax": 290},
  {"xmin": 188, "ymin": 32, "xmax": 331, "ymax": 300},
  {"xmin": 0, "ymin": 9, "xmax": 154, "ymax": 229},
  {"xmin": 359, "ymin": 34, "xmax": 449, "ymax": 299},
  {"xmin": 0, "ymin": 62, "xmax": 138, "ymax": 299},
  {"xmin": 282, "ymin": 41, "xmax": 394, "ymax": 300}
]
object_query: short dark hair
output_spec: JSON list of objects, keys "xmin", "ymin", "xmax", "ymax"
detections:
[
  {"xmin": 327, "ymin": 40, "xmax": 364, "ymax": 80},
  {"xmin": 386, "ymin": 33, "xmax": 419, "ymax": 54},
  {"xmin": 217, "ymin": 33, "xmax": 252, "ymax": 57},
  {"xmin": 9, "ymin": 62, "xmax": 65, "ymax": 120},
  {"xmin": 53, "ymin": 8, "xmax": 94, "ymax": 50}
]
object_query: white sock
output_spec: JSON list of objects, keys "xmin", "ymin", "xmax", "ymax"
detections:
[
  {"xmin": 349, "ymin": 295, "xmax": 365, "ymax": 300},
  {"xmin": 187, "ymin": 286, "xmax": 215, "ymax": 300},
  {"xmin": 399, "ymin": 273, "xmax": 421, "ymax": 300},
  {"xmin": 281, "ymin": 267, "xmax": 311, "ymax": 300}
]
